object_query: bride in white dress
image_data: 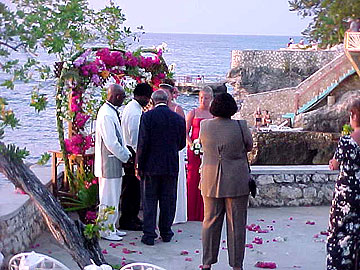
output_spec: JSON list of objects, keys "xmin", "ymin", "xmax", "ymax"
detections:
[
  {"xmin": 173, "ymin": 147, "xmax": 187, "ymax": 224},
  {"xmin": 159, "ymin": 83, "xmax": 187, "ymax": 224}
]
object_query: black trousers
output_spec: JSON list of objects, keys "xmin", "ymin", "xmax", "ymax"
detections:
[
  {"xmin": 119, "ymin": 166, "xmax": 141, "ymax": 225},
  {"xmin": 142, "ymin": 174, "xmax": 178, "ymax": 240}
]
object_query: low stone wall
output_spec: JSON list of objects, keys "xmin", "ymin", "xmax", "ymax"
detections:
[
  {"xmin": 0, "ymin": 166, "xmax": 50, "ymax": 269},
  {"xmin": 249, "ymin": 166, "xmax": 337, "ymax": 207}
]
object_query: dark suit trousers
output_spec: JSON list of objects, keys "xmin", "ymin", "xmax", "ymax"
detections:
[
  {"xmin": 142, "ymin": 174, "xmax": 178, "ymax": 240},
  {"xmin": 119, "ymin": 167, "xmax": 141, "ymax": 224},
  {"xmin": 202, "ymin": 195, "xmax": 249, "ymax": 268}
]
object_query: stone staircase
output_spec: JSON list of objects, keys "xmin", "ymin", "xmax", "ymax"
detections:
[{"xmin": 282, "ymin": 52, "xmax": 356, "ymax": 124}]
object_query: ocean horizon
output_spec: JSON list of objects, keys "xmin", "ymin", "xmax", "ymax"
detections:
[{"xmin": 0, "ymin": 33, "xmax": 303, "ymax": 181}]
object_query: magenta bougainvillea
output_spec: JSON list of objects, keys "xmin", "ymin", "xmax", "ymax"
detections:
[{"xmin": 62, "ymin": 47, "xmax": 169, "ymax": 156}]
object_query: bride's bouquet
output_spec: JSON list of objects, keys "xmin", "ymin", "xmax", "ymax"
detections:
[{"xmin": 191, "ymin": 139, "xmax": 203, "ymax": 155}]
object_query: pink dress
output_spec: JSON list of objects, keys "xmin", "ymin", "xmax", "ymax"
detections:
[{"xmin": 187, "ymin": 117, "xmax": 204, "ymax": 221}]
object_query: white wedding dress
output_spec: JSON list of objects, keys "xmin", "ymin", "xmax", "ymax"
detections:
[{"xmin": 173, "ymin": 147, "xmax": 187, "ymax": 224}]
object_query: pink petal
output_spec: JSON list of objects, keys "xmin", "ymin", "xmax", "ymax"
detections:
[
  {"xmin": 195, "ymin": 249, "xmax": 200, "ymax": 254},
  {"xmin": 255, "ymin": 261, "xmax": 277, "ymax": 269},
  {"xmin": 185, "ymin": 257, "xmax": 192, "ymax": 262},
  {"xmin": 245, "ymin": 244, "xmax": 254, "ymax": 249},
  {"xmin": 102, "ymin": 249, "xmax": 108, "ymax": 254},
  {"xmin": 306, "ymin": 221, "xmax": 315, "ymax": 225},
  {"xmin": 180, "ymin": 250, "xmax": 189, "ymax": 255},
  {"xmin": 129, "ymin": 242, "xmax": 136, "ymax": 246},
  {"xmin": 177, "ymin": 229, "xmax": 183, "ymax": 233},
  {"xmin": 320, "ymin": 231, "xmax": 329, "ymax": 236},
  {"xmin": 289, "ymin": 217, "xmax": 293, "ymax": 220}
]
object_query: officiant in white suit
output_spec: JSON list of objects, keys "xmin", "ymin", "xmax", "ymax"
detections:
[{"xmin": 94, "ymin": 84, "xmax": 132, "ymax": 241}]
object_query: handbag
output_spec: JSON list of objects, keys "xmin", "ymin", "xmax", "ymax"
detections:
[{"xmin": 237, "ymin": 120, "xmax": 257, "ymax": 198}]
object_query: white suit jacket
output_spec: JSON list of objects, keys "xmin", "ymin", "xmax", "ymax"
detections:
[{"xmin": 94, "ymin": 101, "xmax": 131, "ymax": 178}]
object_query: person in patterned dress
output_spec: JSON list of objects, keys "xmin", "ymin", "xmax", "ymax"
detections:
[{"xmin": 327, "ymin": 98, "xmax": 360, "ymax": 270}]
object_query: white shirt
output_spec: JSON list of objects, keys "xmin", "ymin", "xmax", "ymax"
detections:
[
  {"xmin": 94, "ymin": 101, "xmax": 131, "ymax": 177},
  {"xmin": 121, "ymin": 99, "xmax": 143, "ymax": 150}
]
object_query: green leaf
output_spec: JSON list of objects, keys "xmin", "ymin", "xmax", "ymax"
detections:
[{"xmin": 36, "ymin": 152, "xmax": 51, "ymax": 165}]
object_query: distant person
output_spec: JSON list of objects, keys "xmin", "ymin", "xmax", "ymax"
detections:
[
  {"xmin": 158, "ymin": 81, "xmax": 187, "ymax": 224},
  {"xmin": 327, "ymin": 98, "xmax": 360, "ymax": 270},
  {"xmin": 94, "ymin": 84, "xmax": 131, "ymax": 241},
  {"xmin": 186, "ymin": 86, "xmax": 213, "ymax": 221},
  {"xmin": 119, "ymin": 83, "xmax": 153, "ymax": 231},
  {"xmin": 253, "ymin": 107, "xmax": 262, "ymax": 128},
  {"xmin": 348, "ymin": 18, "xmax": 360, "ymax": 32},
  {"xmin": 199, "ymin": 93, "xmax": 253, "ymax": 270},
  {"xmin": 263, "ymin": 110, "xmax": 272, "ymax": 127},
  {"xmin": 287, "ymin": 37, "xmax": 294, "ymax": 47},
  {"xmin": 136, "ymin": 90, "xmax": 186, "ymax": 246}
]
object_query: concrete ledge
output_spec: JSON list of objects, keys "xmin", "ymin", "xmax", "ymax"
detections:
[{"xmin": 251, "ymin": 165, "xmax": 338, "ymax": 175}]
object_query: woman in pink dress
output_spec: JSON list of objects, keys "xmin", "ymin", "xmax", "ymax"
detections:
[{"xmin": 186, "ymin": 86, "xmax": 213, "ymax": 221}]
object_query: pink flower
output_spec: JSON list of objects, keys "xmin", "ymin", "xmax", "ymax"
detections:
[
  {"xmin": 74, "ymin": 113, "xmax": 90, "ymax": 129},
  {"xmin": 255, "ymin": 262, "xmax": 277, "ymax": 269},
  {"xmin": 85, "ymin": 211, "xmax": 97, "ymax": 223}
]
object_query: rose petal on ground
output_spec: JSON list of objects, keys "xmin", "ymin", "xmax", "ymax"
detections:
[
  {"xmin": 306, "ymin": 220, "xmax": 315, "ymax": 225},
  {"xmin": 180, "ymin": 250, "xmax": 189, "ymax": 255},
  {"xmin": 129, "ymin": 242, "xmax": 136, "ymax": 246},
  {"xmin": 177, "ymin": 229, "xmax": 183, "ymax": 233},
  {"xmin": 289, "ymin": 217, "xmax": 293, "ymax": 220},
  {"xmin": 245, "ymin": 244, "xmax": 254, "ymax": 249},
  {"xmin": 195, "ymin": 249, "xmax": 200, "ymax": 254},
  {"xmin": 320, "ymin": 231, "xmax": 329, "ymax": 236},
  {"xmin": 102, "ymin": 249, "xmax": 108, "ymax": 254},
  {"xmin": 252, "ymin": 237, "xmax": 263, "ymax": 244},
  {"xmin": 255, "ymin": 261, "xmax": 277, "ymax": 268},
  {"xmin": 257, "ymin": 219, "xmax": 265, "ymax": 222},
  {"xmin": 185, "ymin": 257, "xmax": 192, "ymax": 261},
  {"xmin": 313, "ymin": 234, "xmax": 319, "ymax": 238},
  {"xmin": 122, "ymin": 248, "xmax": 136, "ymax": 254}
]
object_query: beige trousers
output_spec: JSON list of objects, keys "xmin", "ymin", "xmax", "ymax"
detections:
[{"xmin": 202, "ymin": 195, "xmax": 248, "ymax": 268}]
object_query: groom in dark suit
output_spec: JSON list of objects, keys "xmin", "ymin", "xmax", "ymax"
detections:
[{"xmin": 136, "ymin": 89, "xmax": 186, "ymax": 246}]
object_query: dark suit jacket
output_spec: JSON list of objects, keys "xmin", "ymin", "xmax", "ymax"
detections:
[{"xmin": 136, "ymin": 104, "xmax": 186, "ymax": 176}]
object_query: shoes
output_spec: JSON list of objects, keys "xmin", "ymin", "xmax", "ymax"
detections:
[
  {"xmin": 115, "ymin": 229, "xmax": 127, "ymax": 237},
  {"xmin": 101, "ymin": 233, "xmax": 123, "ymax": 241},
  {"xmin": 119, "ymin": 223, "xmax": 143, "ymax": 231},
  {"xmin": 141, "ymin": 237, "xmax": 154, "ymax": 246},
  {"xmin": 161, "ymin": 236, "xmax": 172, "ymax": 243},
  {"xmin": 201, "ymin": 266, "xmax": 211, "ymax": 270}
]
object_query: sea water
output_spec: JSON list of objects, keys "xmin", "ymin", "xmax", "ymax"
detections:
[{"xmin": 0, "ymin": 33, "xmax": 297, "ymax": 181}]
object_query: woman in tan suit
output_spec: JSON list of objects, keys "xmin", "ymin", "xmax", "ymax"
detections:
[{"xmin": 199, "ymin": 93, "xmax": 253, "ymax": 270}]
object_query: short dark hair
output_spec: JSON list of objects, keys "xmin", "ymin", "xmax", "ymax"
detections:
[
  {"xmin": 133, "ymin": 83, "xmax": 153, "ymax": 98},
  {"xmin": 163, "ymin": 78, "xmax": 175, "ymax": 87},
  {"xmin": 349, "ymin": 98, "xmax": 360, "ymax": 126},
  {"xmin": 209, "ymin": 93, "xmax": 238, "ymax": 118}
]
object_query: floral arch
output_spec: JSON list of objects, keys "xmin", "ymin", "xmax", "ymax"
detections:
[{"xmin": 55, "ymin": 47, "xmax": 170, "ymax": 211}]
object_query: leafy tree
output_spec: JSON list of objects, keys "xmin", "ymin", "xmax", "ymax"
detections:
[
  {"xmin": 289, "ymin": 0, "xmax": 360, "ymax": 47},
  {"xmin": 0, "ymin": 0, "xmax": 143, "ymax": 267}
]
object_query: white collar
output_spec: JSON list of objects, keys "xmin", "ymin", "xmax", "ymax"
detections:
[{"xmin": 155, "ymin": 103, "xmax": 167, "ymax": 108}]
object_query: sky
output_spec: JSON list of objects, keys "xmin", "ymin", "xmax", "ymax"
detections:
[
  {"xmin": 1, "ymin": 0, "xmax": 312, "ymax": 36},
  {"xmin": 89, "ymin": 0, "xmax": 312, "ymax": 36}
]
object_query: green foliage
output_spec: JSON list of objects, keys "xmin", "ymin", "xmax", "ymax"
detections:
[
  {"xmin": 289, "ymin": 0, "xmax": 360, "ymax": 47},
  {"xmin": 84, "ymin": 206, "xmax": 115, "ymax": 239},
  {"xmin": 0, "ymin": 143, "xmax": 29, "ymax": 162},
  {"xmin": 342, "ymin": 124, "xmax": 353, "ymax": 135},
  {"xmin": 30, "ymin": 91, "xmax": 48, "ymax": 113},
  {"xmin": 36, "ymin": 152, "xmax": 51, "ymax": 165}
]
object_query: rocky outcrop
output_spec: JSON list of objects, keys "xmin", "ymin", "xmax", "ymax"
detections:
[
  {"xmin": 295, "ymin": 90, "xmax": 360, "ymax": 133},
  {"xmin": 228, "ymin": 50, "xmax": 340, "ymax": 93},
  {"xmin": 249, "ymin": 131, "xmax": 339, "ymax": 165}
]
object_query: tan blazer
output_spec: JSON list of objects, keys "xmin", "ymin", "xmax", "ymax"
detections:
[{"xmin": 199, "ymin": 118, "xmax": 253, "ymax": 198}]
